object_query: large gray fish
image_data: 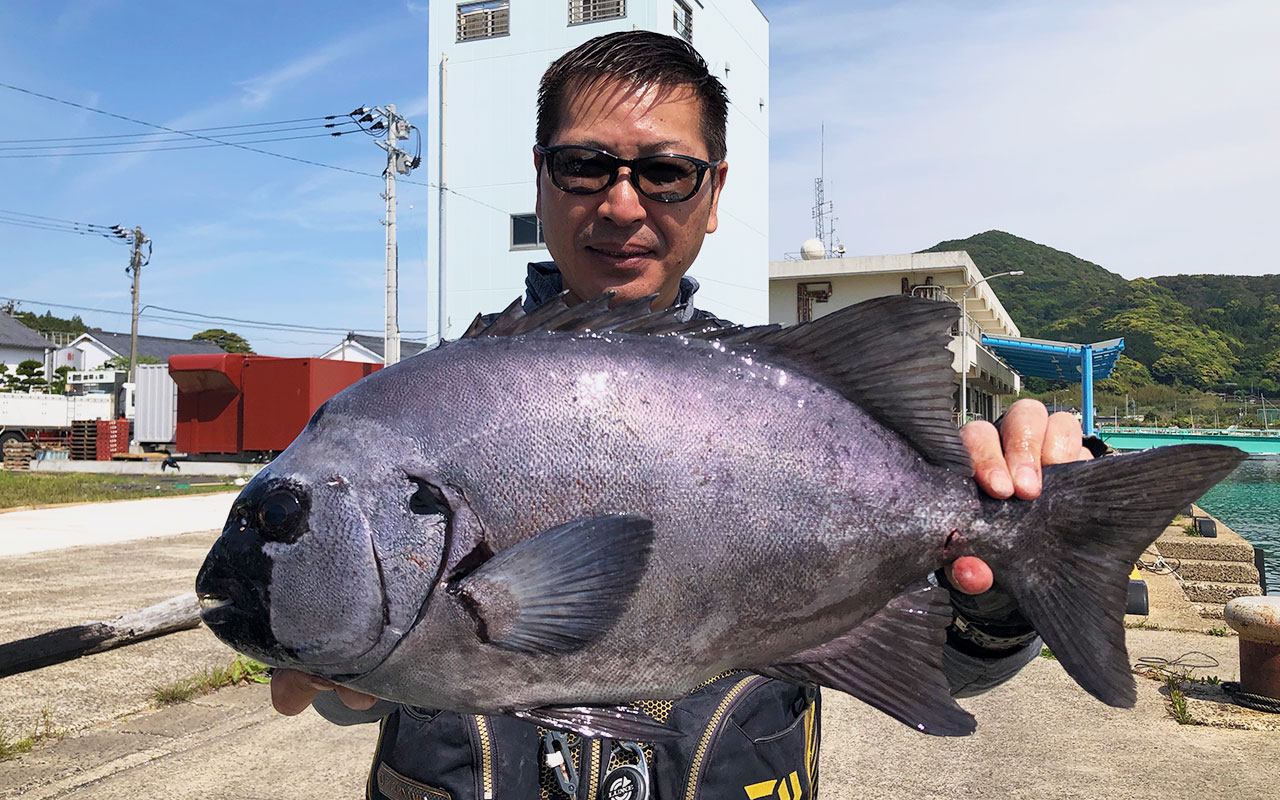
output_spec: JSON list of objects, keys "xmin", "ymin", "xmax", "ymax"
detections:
[{"xmin": 195, "ymin": 294, "xmax": 1243, "ymax": 738}]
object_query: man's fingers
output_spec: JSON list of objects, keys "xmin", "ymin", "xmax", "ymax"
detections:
[
  {"xmin": 1042, "ymin": 411, "xmax": 1089, "ymax": 465},
  {"xmin": 961, "ymin": 420, "xmax": 1013, "ymax": 499},
  {"xmin": 271, "ymin": 669, "xmax": 328, "ymax": 716},
  {"xmin": 335, "ymin": 685, "xmax": 379, "ymax": 710},
  {"xmin": 945, "ymin": 556, "xmax": 994, "ymax": 595},
  {"xmin": 999, "ymin": 399, "xmax": 1050, "ymax": 499}
]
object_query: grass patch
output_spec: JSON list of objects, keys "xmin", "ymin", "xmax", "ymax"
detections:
[
  {"xmin": 1164, "ymin": 676, "xmax": 1196, "ymax": 725},
  {"xmin": 1039, "ymin": 647, "xmax": 1057, "ymax": 660},
  {"xmin": 152, "ymin": 656, "xmax": 270, "ymax": 706},
  {"xmin": 1208, "ymin": 626, "xmax": 1231, "ymax": 637},
  {"xmin": 1125, "ymin": 619, "xmax": 1163, "ymax": 630},
  {"xmin": 0, "ymin": 472, "xmax": 238, "ymax": 510},
  {"xmin": 0, "ymin": 710, "xmax": 66, "ymax": 761}
]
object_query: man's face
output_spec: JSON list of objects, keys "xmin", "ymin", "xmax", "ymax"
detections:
[{"xmin": 535, "ymin": 79, "xmax": 728, "ymax": 309}]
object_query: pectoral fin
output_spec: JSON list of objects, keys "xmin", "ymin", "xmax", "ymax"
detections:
[
  {"xmin": 449, "ymin": 514, "xmax": 654, "ymax": 655},
  {"xmin": 763, "ymin": 583, "xmax": 976, "ymax": 736}
]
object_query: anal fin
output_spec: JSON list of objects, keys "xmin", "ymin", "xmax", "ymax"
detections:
[{"xmin": 763, "ymin": 584, "xmax": 976, "ymax": 736}]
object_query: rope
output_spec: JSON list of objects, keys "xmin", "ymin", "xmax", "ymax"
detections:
[
  {"xmin": 1222, "ymin": 682, "xmax": 1280, "ymax": 714},
  {"xmin": 1132, "ymin": 651, "xmax": 1220, "ymax": 682}
]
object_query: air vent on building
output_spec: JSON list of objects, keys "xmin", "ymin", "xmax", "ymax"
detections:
[
  {"xmin": 673, "ymin": 0, "xmax": 694, "ymax": 43},
  {"xmin": 570, "ymin": 0, "xmax": 626, "ymax": 25},
  {"xmin": 457, "ymin": 0, "xmax": 510, "ymax": 42}
]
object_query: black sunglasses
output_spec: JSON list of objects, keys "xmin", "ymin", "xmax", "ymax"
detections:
[{"xmin": 536, "ymin": 144, "xmax": 721, "ymax": 203}]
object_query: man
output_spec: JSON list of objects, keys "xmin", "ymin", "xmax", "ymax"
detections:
[{"xmin": 273, "ymin": 30, "xmax": 1090, "ymax": 796}]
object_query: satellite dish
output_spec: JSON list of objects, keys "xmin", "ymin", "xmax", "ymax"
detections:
[{"xmin": 800, "ymin": 238, "xmax": 825, "ymax": 260}]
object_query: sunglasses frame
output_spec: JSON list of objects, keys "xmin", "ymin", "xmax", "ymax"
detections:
[{"xmin": 535, "ymin": 144, "xmax": 721, "ymax": 203}]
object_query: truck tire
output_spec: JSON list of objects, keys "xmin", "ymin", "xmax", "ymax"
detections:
[{"xmin": 0, "ymin": 430, "xmax": 28, "ymax": 451}]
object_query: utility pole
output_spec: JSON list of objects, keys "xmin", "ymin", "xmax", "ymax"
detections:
[
  {"xmin": 362, "ymin": 104, "xmax": 417, "ymax": 366},
  {"xmin": 124, "ymin": 226, "xmax": 150, "ymax": 383}
]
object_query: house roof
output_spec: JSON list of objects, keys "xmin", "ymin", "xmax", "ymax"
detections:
[
  {"xmin": 73, "ymin": 331, "xmax": 226, "ymax": 361},
  {"xmin": 0, "ymin": 314, "xmax": 54, "ymax": 350},
  {"xmin": 347, "ymin": 334, "xmax": 431, "ymax": 359}
]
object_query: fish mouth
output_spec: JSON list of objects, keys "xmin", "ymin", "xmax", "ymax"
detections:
[{"xmin": 197, "ymin": 592, "xmax": 233, "ymax": 612}]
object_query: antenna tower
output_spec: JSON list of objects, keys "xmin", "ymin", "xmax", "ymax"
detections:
[{"xmin": 811, "ymin": 123, "xmax": 843, "ymax": 257}]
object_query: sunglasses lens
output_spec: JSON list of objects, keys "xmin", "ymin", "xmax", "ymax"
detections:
[
  {"xmin": 636, "ymin": 157, "xmax": 700, "ymax": 202},
  {"xmin": 549, "ymin": 148, "xmax": 615, "ymax": 193}
]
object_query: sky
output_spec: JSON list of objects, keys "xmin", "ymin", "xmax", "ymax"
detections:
[{"xmin": 1, "ymin": 0, "xmax": 1277, "ymax": 357}]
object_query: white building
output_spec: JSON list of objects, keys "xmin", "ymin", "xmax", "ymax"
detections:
[
  {"xmin": 769, "ymin": 251, "xmax": 1023, "ymax": 424},
  {"xmin": 56, "ymin": 331, "xmax": 225, "ymax": 372},
  {"xmin": 426, "ymin": 0, "xmax": 770, "ymax": 336},
  {"xmin": 319, "ymin": 333, "xmax": 432, "ymax": 364},
  {"xmin": 0, "ymin": 314, "xmax": 53, "ymax": 377}
]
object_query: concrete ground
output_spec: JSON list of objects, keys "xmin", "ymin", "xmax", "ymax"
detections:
[
  {"xmin": 0, "ymin": 492, "xmax": 235, "ymax": 556},
  {"xmin": 2, "ymin": 497, "xmax": 1278, "ymax": 799}
]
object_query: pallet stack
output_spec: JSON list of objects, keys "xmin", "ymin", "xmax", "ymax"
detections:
[
  {"xmin": 2, "ymin": 439, "xmax": 35, "ymax": 471},
  {"xmin": 69, "ymin": 420, "xmax": 97, "ymax": 461},
  {"xmin": 95, "ymin": 419, "xmax": 130, "ymax": 460}
]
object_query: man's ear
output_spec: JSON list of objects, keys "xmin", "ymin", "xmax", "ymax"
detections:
[
  {"xmin": 533, "ymin": 145, "xmax": 544, "ymax": 219},
  {"xmin": 705, "ymin": 159, "xmax": 728, "ymax": 235}
]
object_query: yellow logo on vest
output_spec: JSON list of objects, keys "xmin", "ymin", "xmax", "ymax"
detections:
[{"xmin": 743, "ymin": 771, "xmax": 803, "ymax": 800}]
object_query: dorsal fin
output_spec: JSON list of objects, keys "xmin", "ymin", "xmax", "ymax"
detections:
[
  {"xmin": 749, "ymin": 295, "xmax": 970, "ymax": 474},
  {"xmin": 461, "ymin": 292, "xmax": 698, "ymax": 339}
]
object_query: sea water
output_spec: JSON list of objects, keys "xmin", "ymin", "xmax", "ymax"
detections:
[{"xmin": 1195, "ymin": 455, "xmax": 1280, "ymax": 596}]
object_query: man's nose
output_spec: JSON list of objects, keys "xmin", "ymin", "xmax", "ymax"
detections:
[{"xmin": 597, "ymin": 169, "xmax": 646, "ymax": 226}]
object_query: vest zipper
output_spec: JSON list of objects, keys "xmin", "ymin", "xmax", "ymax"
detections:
[
  {"xmin": 470, "ymin": 715, "xmax": 494, "ymax": 799},
  {"xmin": 582, "ymin": 737, "xmax": 602, "ymax": 800},
  {"xmin": 683, "ymin": 674, "xmax": 767, "ymax": 800}
]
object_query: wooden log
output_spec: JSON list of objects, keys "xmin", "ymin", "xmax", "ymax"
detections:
[{"xmin": 0, "ymin": 593, "xmax": 202, "ymax": 678}]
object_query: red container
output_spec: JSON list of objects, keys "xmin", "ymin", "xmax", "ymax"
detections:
[
  {"xmin": 170, "ymin": 354, "xmax": 249, "ymax": 455},
  {"xmin": 170, "ymin": 355, "xmax": 379, "ymax": 455},
  {"xmin": 241, "ymin": 358, "xmax": 380, "ymax": 452}
]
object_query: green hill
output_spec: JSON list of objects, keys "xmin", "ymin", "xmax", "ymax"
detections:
[{"xmin": 920, "ymin": 231, "xmax": 1269, "ymax": 392}]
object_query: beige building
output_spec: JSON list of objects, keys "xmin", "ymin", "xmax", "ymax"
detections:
[{"xmin": 769, "ymin": 251, "xmax": 1022, "ymax": 424}]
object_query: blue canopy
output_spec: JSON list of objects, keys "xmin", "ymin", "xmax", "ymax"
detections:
[{"xmin": 979, "ymin": 335, "xmax": 1125, "ymax": 435}]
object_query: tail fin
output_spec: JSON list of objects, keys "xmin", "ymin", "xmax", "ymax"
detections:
[{"xmin": 972, "ymin": 444, "xmax": 1245, "ymax": 707}]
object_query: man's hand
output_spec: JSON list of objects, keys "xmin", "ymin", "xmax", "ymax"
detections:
[
  {"xmin": 270, "ymin": 668, "xmax": 378, "ymax": 716},
  {"xmin": 945, "ymin": 399, "xmax": 1094, "ymax": 595}
]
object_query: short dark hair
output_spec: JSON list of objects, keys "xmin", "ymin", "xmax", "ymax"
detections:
[{"xmin": 536, "ymin": 31, "xmax": 730, "ymax": 161}]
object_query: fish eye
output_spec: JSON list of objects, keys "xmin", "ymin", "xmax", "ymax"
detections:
[
  {"xmin": 409, "ymin": 478, "xmax": 450, "ymax": 517},
  {"xmin": 259, "ymin": 489, "xmax": 303, "ymax": 541}
]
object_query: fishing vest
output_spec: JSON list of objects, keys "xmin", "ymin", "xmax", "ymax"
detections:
[{"xmin": 365, "ymin": 673, "xmax": 820, "ymax": 800}]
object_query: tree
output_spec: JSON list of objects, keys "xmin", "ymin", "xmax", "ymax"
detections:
[
  {"xmin": 15, "ymin": 359, "xmax": 47, "ymax": 392},
  {"xmin": 49, "ymin": 365, "xmax": 73, "ymax": 395},
  {"xmin": 192, "ymin": 328, "xmax": 254, "ymax": 354},
  {"xmin": 0, "ymin": 363, "xmax": 11, "ymax": 392},
  {"xmin": 102, "ymin": 354, "xmax": 162, "ymax": 370}
]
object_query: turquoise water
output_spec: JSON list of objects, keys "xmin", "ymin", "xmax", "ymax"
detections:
[{"xmin": 1194, "ymin": 455, "xmax": 1279, "ymax": 596}]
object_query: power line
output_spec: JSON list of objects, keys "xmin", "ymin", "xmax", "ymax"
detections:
[
  {"xmin": 0, "ymin": 81, "xmax": 385, "ymax": 179},
  {"xmin": 0, "ymin": 130, "xmax": 357, "ymax": 158},
  {"xmin": 0, "ymin": 116, "xmax": 347, "ymax": 144},
  {"xmin": 0, "ymin": 121, "xmax": 359, "ymax": 151},
  {"xmin": 0, "ymin": 295, "xmax": 402, "ymax": 336}
]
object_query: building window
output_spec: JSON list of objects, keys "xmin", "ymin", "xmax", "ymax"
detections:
[
  {"xmin": 511, "ymin": 214, "xmax": 546, "ymax": 250},
  {"xmin": 457, "ymin": 0, "xmax": 509, "ymax": 42},
  {"xmin": 673, "ymin": 0, "xmax": 693, "ymax": 43},
  {"xmin": 569, "ymin": 0, "xmax": 626, "ymax": 26}
]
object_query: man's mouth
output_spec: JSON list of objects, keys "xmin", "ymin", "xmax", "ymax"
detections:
[{"xmin": 587, "ymin": 245, "xmax": 653, "ymax": 264}]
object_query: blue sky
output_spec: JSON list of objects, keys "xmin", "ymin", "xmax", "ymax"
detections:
[{"xmin": 2, "ymin": 1, "xmax": 1277, "ymax": 357}]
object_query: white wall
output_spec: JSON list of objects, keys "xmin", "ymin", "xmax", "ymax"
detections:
[
  {"xmin": 427, "ymin": 0, "xmax": 769, "ymax": 333},
  {"xmin": 0, "ymin": 345, "xmax": 47, "ymax": 374}
]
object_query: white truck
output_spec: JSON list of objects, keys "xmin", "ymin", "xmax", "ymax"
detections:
[{"xmin": 0, "ymin": 367, "xmax": 178, "ymax": 452}]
